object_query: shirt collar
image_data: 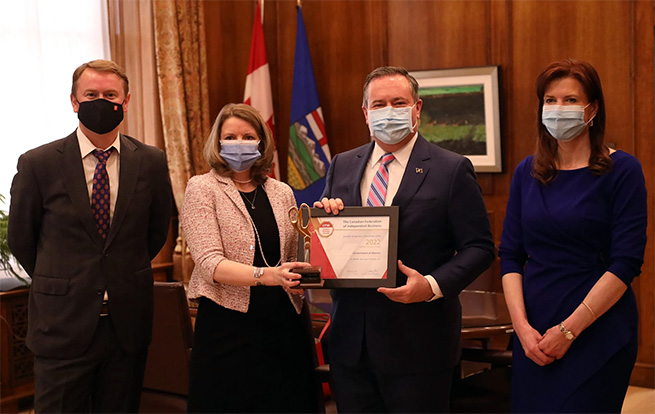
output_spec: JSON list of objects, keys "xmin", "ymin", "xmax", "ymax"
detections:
[
  {"xmin": 369, "ymin": 132, "xmax": 418, "ymax": 169},
  {"xmin": 77, "ymin": 128, "xmax": 121, "ymax": 158}
]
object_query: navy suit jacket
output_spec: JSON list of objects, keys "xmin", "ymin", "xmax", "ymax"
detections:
[
  {"xmin": 8, "ymin": 131, "xmax": 173, "ymax": 359},
  {"xmin": 321, "ymin": 135, "xmax": 494, "ymax": 374}
]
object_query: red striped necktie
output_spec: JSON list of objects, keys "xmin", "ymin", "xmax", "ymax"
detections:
[
  {"xmin": 366, "ymin": 153, "xmax": 395, "ymax": 207},
  {"xmin": 91, "ymin": 148, "xmax": 114, "ymax": 239}
]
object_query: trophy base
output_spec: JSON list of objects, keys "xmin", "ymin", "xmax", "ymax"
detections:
[{"xmin": 293, "ymin": 266, "xmax": 323, "ymax": 287}]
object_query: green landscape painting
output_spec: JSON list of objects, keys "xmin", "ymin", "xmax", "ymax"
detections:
[{"xmin": 418, "ymin": 84, "xmax": 486, "ymax": 156}]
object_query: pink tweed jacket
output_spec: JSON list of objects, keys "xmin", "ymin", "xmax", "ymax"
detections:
[{"xmin": 181, "ymin": 170, "xmax": 302, "ymax": 313}]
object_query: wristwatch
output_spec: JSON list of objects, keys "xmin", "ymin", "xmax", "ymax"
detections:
[
  {"xmin": 253, "ymin": 267, "xmax": 264, "ymax": 286},
  {"xmin": 558, "ymin": 322, "xmax": 576, "ymax": 341}
]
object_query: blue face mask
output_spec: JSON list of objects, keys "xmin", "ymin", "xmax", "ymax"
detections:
[
  {"xmin": 219, "ymin": 141, "xmax": 261, "ymax": 172},
  {"xmin": 542, "ymin": 104, "xmax": 593, "ymax": 142},
  {"xmin": 367, "ymin": 104, "xmax": 417, "ymax": 145}
]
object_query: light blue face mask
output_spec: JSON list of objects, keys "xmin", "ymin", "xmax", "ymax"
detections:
[
  {"xmin": 219, "ymin": 140, "xmax": 261, "ymax": 172},
  {"xmin": 367, "ymin": 104, "xmax": 417, "ymax": 145},
  {"xmin": 542, "ymin": 103, "xmax": 593, "ymax": 142}
]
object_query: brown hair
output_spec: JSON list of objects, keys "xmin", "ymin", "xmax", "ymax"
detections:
[
  {"xmin": 362, "ymin": 66, "xmax": 419, "ymax": 107},
  {"xmin": 533, "ymin": 58, "xmax": 611, "ymax": 184},
  {"xmin": 71, "ymin": 59, "xmax": 129, "ymax": 97},
  {"xmin": 204, "ymin": 103, "xmax": 274, "ymax": 185}
]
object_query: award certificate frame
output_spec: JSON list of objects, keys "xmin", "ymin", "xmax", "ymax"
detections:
[{"xmin": 307, "ymin": 206, "xmax": 399, "ymax": 288}]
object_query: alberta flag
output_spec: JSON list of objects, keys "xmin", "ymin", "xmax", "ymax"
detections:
[
  {"xmin": 244, "ymin": 0, "xmax": 280, "ymax": 179},
  {"xmin": 287, "ymin": 4, "xmax": 331, "ymax": 206}
]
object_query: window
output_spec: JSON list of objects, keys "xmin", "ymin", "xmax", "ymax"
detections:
[{"xmin": 0, "ymin": 0, "xmax": 109, "ymax": 206}]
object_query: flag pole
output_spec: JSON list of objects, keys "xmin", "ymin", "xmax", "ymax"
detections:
[
  {"xmin": 259, "ymin": 0, "xmax": 264, "ymax": 23},
  {"xmin": 244, "ymin": 0, "xmax": 280, "ymax": 179}
]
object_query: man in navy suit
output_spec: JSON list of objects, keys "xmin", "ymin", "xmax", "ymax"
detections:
[
  {"xmin": 8, "ymin": 60, "xmax": 172, "ymax": 413},
  {"xmin": 316, "ymin": 66, "xmax": 495, "ymax": 412}
]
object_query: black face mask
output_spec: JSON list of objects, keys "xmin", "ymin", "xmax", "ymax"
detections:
[{"xmin": 77, "ymin": 98, "xmax": 124, "ymax": 134}]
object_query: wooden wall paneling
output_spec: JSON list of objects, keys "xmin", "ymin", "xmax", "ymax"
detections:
[
  {"xmin": 263, "ymin": 0, "xmax": 280, "ymax": 129},
  {"xmin": 579, "ymin": 3, "xmax": 633, "ymax": 155},
  {"xmin": 271, "ymin": 0, "xmax": 291, "ymax": 180},
  {"xmin": 511, "ymin": 1, "xmax": 633, "ymax": 157},
  {"xmin": 477, "ymin": 175, "xmax": 494, "ymax": 196},
  {"xmin": 363, "ymin": 0, "xmax": 389, "ymax": 69},
  {"xmin": 486, "ymin": 0, "xmax": 512, "ymax": 248},
  {"xmin": 631, "ymin": 0, "xmax": 654, "ymax": 388},
  {"xmin": 260, "ymin": 0, "xmax": 285, "ymax": 173},
  {"xmin": 203, "ymin": 1, "xmax": 255, "ymax": 119},
  {"xmin": 271, "ymin": 0, "xmax": 293, "ymax": 179},
  {"xmin": 510, "ymin": 3, "xmax": 556, "ymax": 166},
  {"xmin": 386, "ymin": 0, "xmax": 491, "ymax": 70}
]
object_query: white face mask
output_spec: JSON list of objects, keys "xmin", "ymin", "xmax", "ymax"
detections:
[
  {"xmin": 367, "ymin": 104, "xmax": 417, "ymax": 145},
  {"xmin": 542, "ymin": 103, "xmax": 593, "ymax": 142}
]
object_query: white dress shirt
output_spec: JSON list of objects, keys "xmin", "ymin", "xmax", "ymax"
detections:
[{"xmin": 359, "ymin": 133, "xmax": 443, "ymax": 301}]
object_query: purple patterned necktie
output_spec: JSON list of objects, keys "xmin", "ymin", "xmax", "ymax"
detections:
[
  {"xmin": 91, "ymin": 148, "xmax": 114, "ymax": 239},
  {"xmin": 366, "ymin": 153, "xmax": 395, "ymax": 207}
]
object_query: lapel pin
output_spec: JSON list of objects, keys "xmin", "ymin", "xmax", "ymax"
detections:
[{"xmin": 415, "ymin": 168, "xmax": 423, "ymax": 174}]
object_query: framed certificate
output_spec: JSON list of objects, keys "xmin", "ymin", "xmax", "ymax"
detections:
[{"xmin": 305, "ymin": 206, "xmax": 399, "ymax": 288}]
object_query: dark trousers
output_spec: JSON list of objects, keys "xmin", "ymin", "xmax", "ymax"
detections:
[
  {"xmin": 33, "ymin": 316, "xmax": 148, "ymax": 413},
  {"xmin": 330, "ymin": 349, "xmax": 454, "ymax": 413}
]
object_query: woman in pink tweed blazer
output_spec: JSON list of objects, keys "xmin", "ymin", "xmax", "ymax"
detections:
[{"xmin": 181, "ymin": 104, "xmax": 318, "ymax": 413}]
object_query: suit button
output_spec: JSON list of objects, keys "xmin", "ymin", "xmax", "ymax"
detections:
[{"xmin": 96, "ymin": 289, "xmax": 103, "ymax": 295}]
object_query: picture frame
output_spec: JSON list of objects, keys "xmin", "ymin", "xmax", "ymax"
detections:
[
  {"xmin": 410, "ymin": 66, "xmax": 503, "ymax": 173},
  {"xmin": 298, "ymin": 206, "xmax": 399, "ymax": 288}
]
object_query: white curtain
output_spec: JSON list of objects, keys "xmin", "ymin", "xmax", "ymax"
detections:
[{"xmin": 0, "ymin": 0, "xmax": 110, "ymax": 207}]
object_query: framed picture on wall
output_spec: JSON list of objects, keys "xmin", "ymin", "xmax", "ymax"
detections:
[{"xmin": 410, "ymin": 66, "xmax": 503, "ymax": 173}]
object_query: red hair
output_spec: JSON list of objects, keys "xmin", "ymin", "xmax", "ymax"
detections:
[{"xmin": 533, "ymin": 59, "xmax": 611, "ymax": 184}]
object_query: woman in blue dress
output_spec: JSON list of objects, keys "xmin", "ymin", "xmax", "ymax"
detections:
[{"xmin": 499, "ymin": 59, "xmax": 647, "ymax": 413}]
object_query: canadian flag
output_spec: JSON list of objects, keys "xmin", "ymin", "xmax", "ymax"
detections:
[{"xmin": 244, "ymin": 0, "xmax": 280, "ymax": 179}]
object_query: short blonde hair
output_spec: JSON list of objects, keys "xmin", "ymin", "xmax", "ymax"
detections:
[
  {"xmin": 204, "ymin": 103, "xmax": 274, "ymax": 184},
  {"xmin": 71, "ymin": 59, "xmax": 129, "ymax": 97}
]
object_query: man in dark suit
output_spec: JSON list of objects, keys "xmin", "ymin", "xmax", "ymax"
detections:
[
  {"xmin": 7, "ymin": 59, "xmax": 172, "ymax": 413},
  {"xmin": 316, "ymin": 66, "xmax": 495, "ymax": 412}
]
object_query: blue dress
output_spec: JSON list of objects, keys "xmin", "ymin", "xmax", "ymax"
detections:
[{"xmin": 499, "ymin": 151, "xmax": 647, "ymax": 413}]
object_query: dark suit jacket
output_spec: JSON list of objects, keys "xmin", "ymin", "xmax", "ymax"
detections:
[
  {"xmin": 322, "ymin": 135, "xmax": 494, "ymax": 374},
  {"xmin": 8, "ymin": 131, "xmax": 173, "ymax": 359}
]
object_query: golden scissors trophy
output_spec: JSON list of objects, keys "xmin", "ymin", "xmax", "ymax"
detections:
[{"xmin": 288, "ymin": 203, "xmax": 323, "ymax": 287}]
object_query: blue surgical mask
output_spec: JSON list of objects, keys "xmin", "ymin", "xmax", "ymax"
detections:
[
  {"xmin": 542, "ymin": 104, "xmax": 593, "ymax": 142},
  {"xmin": 219, "ymin": 140, "xmax": 261, "ymax": 172},
  {"xmin": 367, "ymin": 104, "xmax": 417, "ymax": 145}
]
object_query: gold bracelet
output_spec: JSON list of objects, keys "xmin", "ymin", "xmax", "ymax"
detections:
[
  {"xmin": 558, "ymin": 322, "xmax": 576, "ymax": 341},
  {"xmin": 582, "ymin": 301, "xmax": 598, "ymax": 320}
]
